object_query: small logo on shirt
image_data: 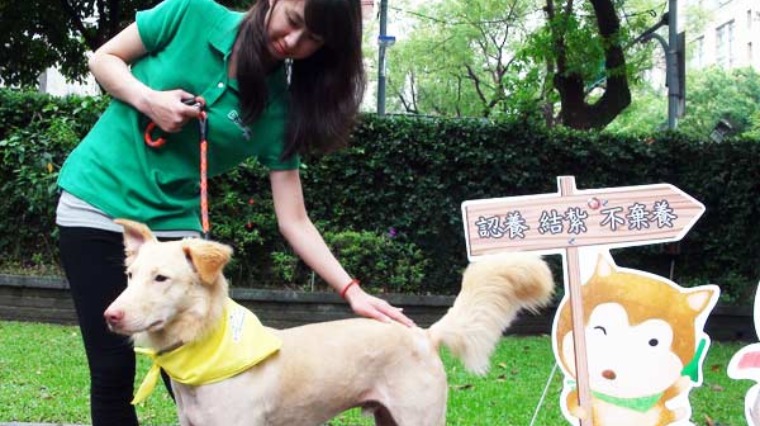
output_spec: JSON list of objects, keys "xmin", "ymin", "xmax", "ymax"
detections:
[{"xmin": 228, "ymin": 110, "xmax": 252, "ymax": 141}]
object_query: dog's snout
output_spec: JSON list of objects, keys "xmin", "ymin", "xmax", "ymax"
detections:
[{"xmin": 104, "ymin": 308, "xmax": 124, "ymax": 326}]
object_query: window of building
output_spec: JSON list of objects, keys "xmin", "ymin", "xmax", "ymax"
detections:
[
  {"xmin": 716, "ymin": 20, "xmax": 735, "ymax": 68},
  {"xmin": 748, "ymin": 10, "xmax": 753, "ymax": 32},
  {"xmin": 694, "ymin": 36, "xmax": 705, "ymax": 68}
]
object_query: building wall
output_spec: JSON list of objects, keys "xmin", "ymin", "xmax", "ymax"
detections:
[
  {"xmin": 38, "ymin": 67, "xmax": 101, "ymax": 97},
  {"xmin": 646, "ymin": 0, "xmax": 758, "ymax": 92},
  {"xmin": 685, "ymin": 0, "xmax": 760, "ymax": 70}
]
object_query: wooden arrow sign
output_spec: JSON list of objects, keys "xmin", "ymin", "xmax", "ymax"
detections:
[{"xmin": 462, "ymin": 179, "xmax": 705, "ymax": 259}]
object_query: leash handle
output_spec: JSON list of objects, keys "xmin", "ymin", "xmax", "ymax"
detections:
[
  {"xmin": 143, "ymin": 98, "xmax": 204, "ymax": 148},
  {"xmin": 143, "ymin": 122, "xmax": 166, "ymax": 147}
]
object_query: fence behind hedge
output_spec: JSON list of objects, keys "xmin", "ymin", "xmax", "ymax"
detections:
[{"xmin": 1, "ymin": 89, "xmax": 758, "ymax": 303}]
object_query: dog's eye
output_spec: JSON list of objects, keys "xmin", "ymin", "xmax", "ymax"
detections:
[
  {"xmin": 593, "ymin": 326, "xmax": 607, "ymax": 336},
  {"xmin": 155, "ymin": 275, "xmax": 168, "ymax": 282},
  {"xmin": 648, "ymin": 338, "xmax": 659, "ymax": 347}
]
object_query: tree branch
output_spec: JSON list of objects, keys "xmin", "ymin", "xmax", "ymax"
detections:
[
  {"xmin": 464, "ymin": 64, "xmax": 488, "ymax": 106},
  {"xmin": 58, "ymin": 0, "xmax": 93, "ymax": 49},
  {"xmin": 551, "ymin": 0, "xmax": 631, "ymax": 129}
]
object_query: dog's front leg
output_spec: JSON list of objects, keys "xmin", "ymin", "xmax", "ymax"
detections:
[
  {"xmin": 172, "ymin": 378, "xmax": 269, "ymax": 426},
  {"xmin": 172, "ymin": 383, "xmax": 199, "ymax": 426}
]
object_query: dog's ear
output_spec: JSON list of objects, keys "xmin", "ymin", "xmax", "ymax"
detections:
[
  {"xmin": 182, "ymin": 239, "xmax": 233, "ymax": 285},
  {"xmin": 114, "ymin": 219, "xmax": 157, "ymax": 265}
]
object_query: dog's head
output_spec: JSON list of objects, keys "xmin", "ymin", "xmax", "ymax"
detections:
[{"xmin": 104, "ymin": 219, "xmax": 233, "ymax": 345}]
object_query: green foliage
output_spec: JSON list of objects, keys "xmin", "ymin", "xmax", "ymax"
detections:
[
  {"xmin": 304, "ymin": 116, "xmax": 760, "ymax": 301},
  {"xmin": 683, "ymin": 3, "xmax": 712, "ymax": 38},
  {"xmin": 610, "ymin": 67, "xmax": 760, "ymax": 137},
  {"xmin": 1, "ymin": 89, "xmax": 758, "ymax": 303},
  {"xmin": 203, "ymin": 159, "xmax": 285, "ymax": 286},
  {"xmin": 521, "ymin": 0, "xmax": 659, "ymax": 127},
  {"xmin": 0, "ymin": 89, "xmax": 107, "ymax": 268},
  {"xmin": 382, "ymin": 0, "xmax": 542, "ymax": 118},
  {"xmin": 678, "ymin": 67, "xmax": 760, "ymax": 138},
  {"xmin": 746, "ymin": 111, "xmax": 760, "ymax": 139},
  {"xmin": 379, "ymin": 0, "xmax": 660, "ymax": 124},
  {"xmin": 0, "ymin": 0, "xmax": 253, "ymax": 87},
  {"xmin": 269, "ymin": 229, "xmax": 429, "ymax": 294},
  {"xmin": 605, "ymin": 84, "xmax": 667, "ymax": 133}
]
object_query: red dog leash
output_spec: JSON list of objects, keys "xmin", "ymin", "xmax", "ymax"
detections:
[{"xmin": 144, "ymin": 99, "xmax": 211, "ymax": 240}]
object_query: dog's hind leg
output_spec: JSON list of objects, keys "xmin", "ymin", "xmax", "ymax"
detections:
[
  {"xmin": 363, "ymin": 400, "xmax": 445, "ymax": 426},
  {"xmin": 376, "ymin": 355, "xmax": 448, "ymax": 426},
  {"xmin": 376, "ymin": 387, "xmax": 447, "ymax": 426},
  {"xmin": 370, "ymin": 404, "xmax": 398, "ymax": 426},
  {"xmin": 380, "ymin": 402, "xmax": 446, "ymax": 426}
]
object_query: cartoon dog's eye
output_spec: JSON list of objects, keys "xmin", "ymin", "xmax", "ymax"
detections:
[
  {"xmin": 593, "ymin": 326, "xmax": 607, "ymax": 335},
  {"xmin": 648, "ymin": 338, "xmax": 659, "ymax": 347},
  {"xmin": 155, "ymin": 275, "xmax": 168, "ymax": 282}
]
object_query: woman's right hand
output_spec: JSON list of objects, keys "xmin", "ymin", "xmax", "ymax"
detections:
[
  {"xmin": 343, "ymin": 284, "xmax": 415, "ymax": 328},
  {"xmin": 143, "ymin": 90, "xmax": 204, "ymax": 133}
]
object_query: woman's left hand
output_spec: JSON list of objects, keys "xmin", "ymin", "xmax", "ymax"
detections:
[{"xmin": 344, "ymin": 285, "xmax": 416, "ymax": 328}]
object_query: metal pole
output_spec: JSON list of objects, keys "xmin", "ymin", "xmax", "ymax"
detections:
[
  {"xmin": 644, "ymin": 33, "xmax": 673, "ymax": 124},
  {"xmin": 377, "ymin": 0, "xmax": 388, "ymax": 115},
  {"xmin": 667, "ymin": 0, "xmax": 679, "ymax": 129},
  {"xmin": 637, "ymin": 10, "xmax": 679, "ymax": 130}
]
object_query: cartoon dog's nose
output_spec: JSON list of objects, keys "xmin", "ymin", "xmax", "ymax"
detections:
[
  {"xmin": 602, "ymin": 369, "xmax": 617, "ymax": 380},
  {"xmin": 104, "ymin": 308, "xmax": 124, "ymax": 326}
]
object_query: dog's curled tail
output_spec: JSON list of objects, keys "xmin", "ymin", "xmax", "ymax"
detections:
[{"xmin": 428, "ymin": 253, "xmax": 554, "ymax": 375}]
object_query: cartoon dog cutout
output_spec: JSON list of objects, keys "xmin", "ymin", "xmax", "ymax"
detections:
[
  {"xmin": 553, "ymin": 253, "xmax": 719, "ymax": 426},
  {"xmin": 727, "ymin": 281, "xmax": 760, "ymax": 426}
]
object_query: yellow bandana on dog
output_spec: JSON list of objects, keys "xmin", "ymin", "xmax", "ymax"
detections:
[{"xmin": 132, "ymin": 298, "xmax": 281, "ymax": 404}]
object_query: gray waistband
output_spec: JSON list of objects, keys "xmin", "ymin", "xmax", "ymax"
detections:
[{"xmin": 55, "ymin": 191, "xmax": 200, "ymax": 238}]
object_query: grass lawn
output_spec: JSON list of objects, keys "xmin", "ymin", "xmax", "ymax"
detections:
[{"xmin": 0, "ymin": 320, "xmax": 751, "ymax": 425}]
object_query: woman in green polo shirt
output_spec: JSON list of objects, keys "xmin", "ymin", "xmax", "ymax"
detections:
[{"xmin": 56, "ymin": 0, "xmax": 414, "ymax": 424}]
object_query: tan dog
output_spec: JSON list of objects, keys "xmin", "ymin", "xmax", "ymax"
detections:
[{"xmin": 104, "ymin": 219, "xmax": 554, "ymax": 426}]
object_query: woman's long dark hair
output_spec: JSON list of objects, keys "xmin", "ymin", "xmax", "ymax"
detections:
[{"xmin": 235, "ymin": 0, "xmax": 366, "ymax": 160}]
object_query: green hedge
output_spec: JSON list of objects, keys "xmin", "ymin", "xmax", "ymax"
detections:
[{"xmin": 1, "ymin": 89, "xmax": 758, "ymax": 303}]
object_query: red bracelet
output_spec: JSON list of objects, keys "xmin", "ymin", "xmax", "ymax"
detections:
[{"xmin": 340, "ymin": 279, "xmax": 360, "ymax": 299}]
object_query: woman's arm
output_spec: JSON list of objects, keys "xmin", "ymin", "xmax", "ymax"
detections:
[
  {"xmin": 270, "ymin": 169, "xmax": 415, "ymax": 327},
  {"xmin": 89, "ymin": 22, "xmax": 200, "ymax": 132}
]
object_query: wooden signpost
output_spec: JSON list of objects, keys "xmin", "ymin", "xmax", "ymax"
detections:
[{"xmin": 461, "ymin": 176, "xmax": 705, "ymax": 426}]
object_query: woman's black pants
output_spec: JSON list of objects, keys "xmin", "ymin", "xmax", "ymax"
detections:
[{"xmin": 58, "ymin": 226, "xmax": 173, "ymax": 426}]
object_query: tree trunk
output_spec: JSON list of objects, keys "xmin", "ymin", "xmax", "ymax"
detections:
[{"xmin": 553, "ymin": 0, "xmax": 631, "ymax": 129}]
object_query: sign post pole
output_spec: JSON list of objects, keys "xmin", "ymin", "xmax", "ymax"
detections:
[{"xmin": 559, "ymin": 177, "xmax": 593, "ymax": 425}]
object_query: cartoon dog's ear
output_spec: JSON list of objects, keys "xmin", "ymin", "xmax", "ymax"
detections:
[
  {"xmin": 594, "ymin": 253, "xmax": 617, "ymax": 278},
  {"xmin": 686, "ymin": 287, "xmax": 717, "ymax": 314},
  {"xmin": 114, "ymin": 219, "xmax": 157, "ymax": 265},
  {"xmin": 182, "ymin": 239, "xmax": 233, "ymax": 285}
]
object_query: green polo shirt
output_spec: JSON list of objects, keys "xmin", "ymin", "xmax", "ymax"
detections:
[{"xmin": 58, "ymin": 0, "xmax": 299, "ymax": 232}]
